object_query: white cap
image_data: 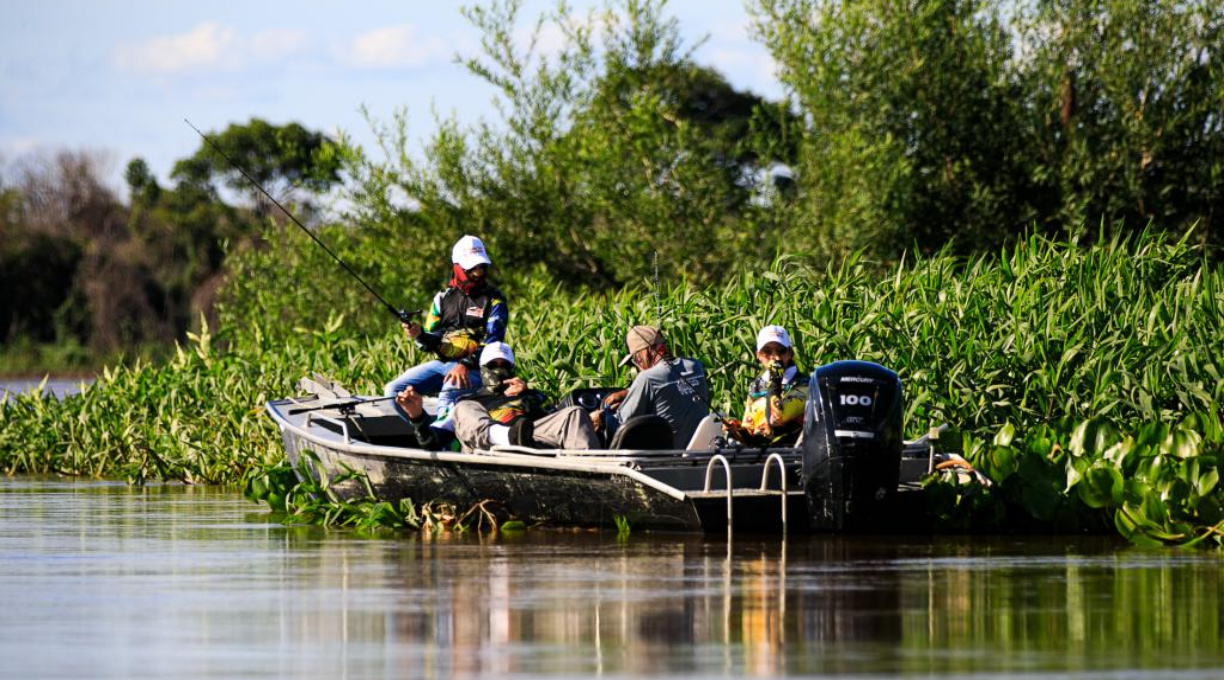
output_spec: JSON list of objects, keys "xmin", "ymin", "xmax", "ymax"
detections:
[
  {"xmin": 756, "ymin": 325, "xmax": 792, "ymax": 351},
  {"xmin": 479, "ymin": 341, "xmax": 515, "ymax": 366},
  {"xmin": 451, "ymin": 235, "xmax": 492, "ymax": 271}
]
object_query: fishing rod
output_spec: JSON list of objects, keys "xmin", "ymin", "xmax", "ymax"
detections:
[
  {"xmin": 288, "ymin": 395, "xmax": 395, "ymax": 415},
  {"xmin": 617, "ymin": 252, "xmax": 729, "ymax": 420},
  {"xmin": 288, "ymin": 384, "xmax": 481, "ymax": 415},
  {"xmin": 184, "ymin": 119, "xmax": 420, "ymax": 324}
]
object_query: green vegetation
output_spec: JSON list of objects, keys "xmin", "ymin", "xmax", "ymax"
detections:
[
  {"xmin": 753, "ymin": 0, "xmax": 1224, "ymax": 259},
  {"xmin": 4, "ymin": 230, "xmax": 1222, "ymax": 544},
  {"xmin": 243, "ymin": 453, "xmax": 520, "ymax": 533},
  {"xmin": 3, "ymin": 0, "xmax": 1224, "ymax": 544},
  {"xmin": 5, "ymin": 0, "xmax": 1222, "ymax": 365},
  {"xmin": 0, "ymin": 120, "xmax": 339, "ymax": 369}
]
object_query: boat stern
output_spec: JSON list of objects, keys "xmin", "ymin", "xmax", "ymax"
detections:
[{"xmin": 801, "ymin": 361, "xmax": 903, "ymax": 531}]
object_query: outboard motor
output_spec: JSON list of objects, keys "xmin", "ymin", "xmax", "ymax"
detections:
[{"xmin": 802, "ymin": 361, "xmax": 903, "ymax": 531}]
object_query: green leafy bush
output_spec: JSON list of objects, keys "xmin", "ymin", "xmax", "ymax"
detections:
[{"xmin": 5, "ymin": 229, "xmax": 1222, "ymax": 543}]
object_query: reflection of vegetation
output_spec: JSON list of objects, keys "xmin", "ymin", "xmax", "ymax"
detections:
[
  {"xmin": 891, "ymin": 545, "xmax": 1223, "ymax": 675},
  {"xmin": 309, "ymin": 534, "xmax": 1222, "ymax": 675},
  {"xmin": 614, "ymin": 514, "xmax": 631, "ymax": 539},
  {"xmin": 15, "ymin": 483, "xmax": 1222, "ymax": 676}
]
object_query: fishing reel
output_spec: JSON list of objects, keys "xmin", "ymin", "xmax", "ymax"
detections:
[{"xmin": 396, "ymin": 308, "xmax": 423, "ymax": 324}]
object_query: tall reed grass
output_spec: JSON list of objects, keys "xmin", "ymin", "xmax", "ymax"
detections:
[{"xmin": 3, "ymin": 230, "xmax": 1221, "ymax": 542}]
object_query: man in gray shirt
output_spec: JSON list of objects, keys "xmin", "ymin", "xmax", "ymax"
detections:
[{"xmin": 594, "ymin": 325, "xmax": 710, "ymax": 449}]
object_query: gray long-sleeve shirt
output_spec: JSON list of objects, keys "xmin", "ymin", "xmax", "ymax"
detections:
[{"xmin": 608, "ymin": 357, "xmax": 710, "ymax": 448}]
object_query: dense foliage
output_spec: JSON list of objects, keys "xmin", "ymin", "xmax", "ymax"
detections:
[
  {"xmin": 4, "ymin": 0, "xmax": 1224, "ymax": 544},
  {"xmin": 5, "ymin": 0, "xmax": 1222, "ymax": 366},
  {"xmin": 0, "ymin": 120, "xmax": 338, "ymax": 370},
  {"xmin": 4, "ymin": 231, "xmax": 1223, "ymax": 543},
  {"xmin": 752, "ymin": 0, "xmax": 1224, "ymax": 260}
]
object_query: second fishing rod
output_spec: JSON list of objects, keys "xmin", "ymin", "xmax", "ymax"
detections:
[{"xmin": 185, "ymin": 119, "xmax": 420, "ymax": 325}]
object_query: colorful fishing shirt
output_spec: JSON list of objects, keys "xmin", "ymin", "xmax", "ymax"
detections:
[
  {"xmin": 741, "ymin": 365, "xmax": 809, "ymax": 446},
  {"xmin": 416, "ymin": 284, "xmax": 508, "ymax": 367}
]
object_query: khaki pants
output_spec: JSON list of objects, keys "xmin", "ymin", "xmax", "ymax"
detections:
[{"xmin": 453, "ymin": 402, "xmax": 600, "ymax": 451}]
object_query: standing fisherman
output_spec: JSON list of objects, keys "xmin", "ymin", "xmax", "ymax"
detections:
[{"xmin": 385, "ymin": 235, "xmax": 509, "ymax": 434}]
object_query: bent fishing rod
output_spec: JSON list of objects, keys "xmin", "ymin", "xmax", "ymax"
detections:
[{"xmin": 185, "ymin": 119, "xmax": 420, "ymax": 324}]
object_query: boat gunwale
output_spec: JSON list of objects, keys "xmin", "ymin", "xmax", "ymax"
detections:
[{"xmin": 266, "ymin": 399, "xmax": 822, "ymax": 502}]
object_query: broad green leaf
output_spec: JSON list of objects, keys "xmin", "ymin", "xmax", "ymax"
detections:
[
  {"xmin": 1198, "ymin": 468, "xmax": 1220, "ymax": 497},
  {"xmin": 994, "ymin": 422, "xmax": 1016, "ymax": 448}
]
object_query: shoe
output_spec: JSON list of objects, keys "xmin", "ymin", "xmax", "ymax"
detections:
[{"xmin": 509, "ymin": 417, "xmax": 535, "ymax": 447}]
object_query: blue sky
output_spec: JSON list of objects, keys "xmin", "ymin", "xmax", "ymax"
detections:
[{"xmin": 0, "ymin": 1, "xmax": 782, "ymax": 193}]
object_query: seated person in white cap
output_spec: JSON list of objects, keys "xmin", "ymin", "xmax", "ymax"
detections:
[
  {"xmin": 726, "ymin": 325, "xmax": 810, "ymax": 447},
  {"xmin": 399, "ymin": 342, "xmax": 600, "ymax": 451},
  {"xmin": 384, "ymin": 235, "xmax": 509, "ymax": 435},
  {"xmin": 595, "ymin": 325, "xmax": 710, "ymax": 449}
]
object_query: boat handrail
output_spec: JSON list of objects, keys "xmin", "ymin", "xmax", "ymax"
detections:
[
  {"xmin": 760, "ymin": 453, "xmax": 788, "ymax": 535},
  {"xmin": 703, "ymin": 454, "xmax": 733, "ymax": 542}
]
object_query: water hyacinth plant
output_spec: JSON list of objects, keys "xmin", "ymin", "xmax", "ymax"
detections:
[
  {"xmin": 2, "ymin": 229, "xmax": 1222, "ymax": 543},
  {"xmin": 243, "ymin": 453, "xmax": 517, "ymax": 532},
  {"xmin": 960, "ymin": 415, "xmax": 1224, "ymax": 546}
]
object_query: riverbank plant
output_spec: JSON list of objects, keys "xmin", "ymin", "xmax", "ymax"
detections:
[
  {"xmin": 3, "ymin": 230, "xmax": 1222, "ymax": 544},
  {"xmin": 242, "ymin": 453, "xmax": 518, "ymax": 533},
  {"xmin": 923, "ymin": 413, "xmax": 1224, "ymax": 546}
]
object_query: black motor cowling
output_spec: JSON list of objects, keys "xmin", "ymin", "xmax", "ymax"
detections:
[{"xmin": 802, "ymin": 361, "xmax": 903, "ymax": 531}]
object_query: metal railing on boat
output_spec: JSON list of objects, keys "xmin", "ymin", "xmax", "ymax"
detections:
[{"xmin": 687, "ymin": 452, "xmax": 800, "ymax": 541}]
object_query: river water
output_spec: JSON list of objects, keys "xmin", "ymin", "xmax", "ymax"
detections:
[
  {"xmin": 0, "ymin": 377, "xmax": 89, "ymax": 401},
  {"xmin": 1, "ymin": 478, "xmax": 1222, "ymax": 679}
]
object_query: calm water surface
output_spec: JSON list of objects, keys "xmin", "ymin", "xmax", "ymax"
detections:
[
  {"xmin": 1, "ymin": 477, "xmax": 1222, "ymax": 680},
  {"xmin": 0, "ymin": 378, "xmax": 89, "ymax": 401}
]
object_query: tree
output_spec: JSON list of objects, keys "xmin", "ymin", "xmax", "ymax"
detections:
[
  {"xmin": 1020, "ymin": 0, "xmax": 1224, "ymax": 245},
  {"xmin": 172, "ymin": 118, "xmax": 342, "ymax": 212},
  {"xmin": 341, "ymin": 0, "xmax": 797, "ymax": 289},
  {"xmin": 124, "ymin": 158, "xmax": 161, "ymax": 206},
  {"xmin": 751, "ymin": 0, "xmax": 1037, "ymax": 261}
]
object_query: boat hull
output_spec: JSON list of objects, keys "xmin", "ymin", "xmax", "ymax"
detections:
[
  {"xmin": 281, "ymin": 424, "xmax": 707, "ymax": 530},
  {"xmin": 268, "ymin": 396, "xmax": 959, "ymax": 534}
]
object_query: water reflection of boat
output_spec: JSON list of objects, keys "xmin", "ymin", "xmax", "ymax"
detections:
[
  {"xmin": 366, "ymin": 533, "xmax": 910, "ymax": 677},
  {"xmin": 266, "ymin": 361, "xmax": 987, "ymax": 534}
]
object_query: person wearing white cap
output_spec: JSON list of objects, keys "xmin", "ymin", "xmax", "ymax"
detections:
[
  {"xmin": 384, "ymin": 235, "xmax": 509, "ymax": 438},
  {"xmin": 726, "ymin": 324, "xmax": 810, "ymax": 447},
  {"xmin": 404, "ymin": 341, "xmax": 600, "ymax": 451}
]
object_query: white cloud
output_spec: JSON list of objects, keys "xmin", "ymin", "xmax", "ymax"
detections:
[
  {"xmin": 113, "ymin": 22, "xmax": 240, "ymax": 74},
  {"xmin": 700, "ymin": 19, "xmax": 783, "ymax": 99},
  {"xmin": 342, "ymin": 25, "xmax": 451, "ymax": 69},
  {"xmin": 112, "ymin": 23, "xmax": 310, "ymax": 75},
  {"xmin": 710, "ymin": 47, "xmax": 779, "ymax": 82},
  {"xmin": 526, "ymin": 22, "xmax": 569, "ymax": 60},
  {"xmin": 250, "ymin": 28, "xmax": 310, "ymax": 62}
]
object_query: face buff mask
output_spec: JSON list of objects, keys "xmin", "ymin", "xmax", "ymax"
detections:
[{"xmin": 481, "ymin": 365, "xmax": 516, "ymax": 394}]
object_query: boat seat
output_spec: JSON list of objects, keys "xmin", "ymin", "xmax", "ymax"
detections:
[
  {"xmin": 610, "ymin": 415, "xmax": 674, "ymax": 450},
  {"xmin": 684, "ymin": 414, "xmax": 726, "ymax": 450}
]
